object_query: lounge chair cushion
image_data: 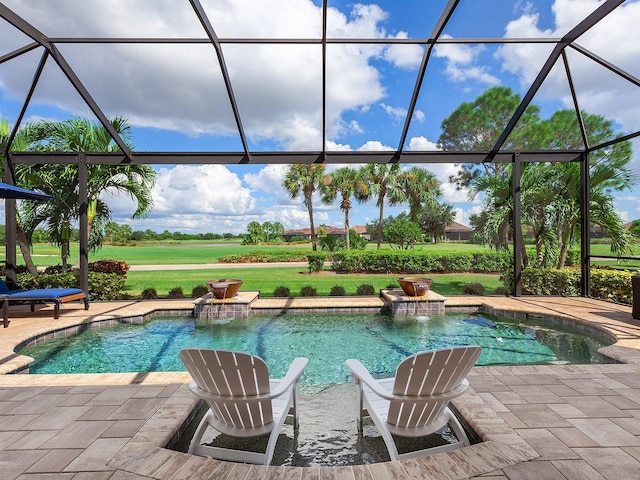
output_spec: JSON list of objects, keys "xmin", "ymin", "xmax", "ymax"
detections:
[{"xmin": 1, "ymin": 279, "xmax": 89, "ymax": 327}]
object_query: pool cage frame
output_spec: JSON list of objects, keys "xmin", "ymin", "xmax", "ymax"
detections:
[{"xmin": 1, "ymin": 0, "xmax": 639, "ymax": 297}]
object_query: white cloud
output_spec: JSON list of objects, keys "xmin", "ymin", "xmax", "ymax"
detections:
[
  {"xmin": 104, "ymin": 164, "xmax": 259, "ymax": 233},
  {"xmin": 384, "ymin": 31, "xmax": 424, "ymax": 70},
  {"xmin": 495, "ymin": 0, "xmax": 640, "ymax": 133},
  {"xmin": 357, "ymin": 140, "xmax": 394, "ymax": 151},
  {"xmin": 407, "ymin": 136, "xmax": 439, "ymax": 151},
  {"xmin": 380, "ymin": 103, "xmax": 407, "ymax": 122},
  {"xmin": 434, "ymin": 35, "xmax": 500, "ymax": 85},
  {"xmin": 243, "ymin": 165, "xmax": 289, "ymax": 195},
  {"xmin": 1, "ymin": 0, "xmax": 392, "ymax": 150}
]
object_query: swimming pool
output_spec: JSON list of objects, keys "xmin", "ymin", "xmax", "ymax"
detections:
[{"xmin": 20, "ymin": 312, "xmax": 609, "ymax": 387}]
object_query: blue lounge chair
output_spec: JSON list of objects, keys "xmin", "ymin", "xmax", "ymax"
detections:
[{"xmin": 1, "ymin": 279, "xmax": 89, "ymax": 327}]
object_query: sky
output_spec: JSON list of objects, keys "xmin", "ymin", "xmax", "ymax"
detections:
[{"xmin": 1, "ymin": 0, "xmax": 639, "ymax": 235}]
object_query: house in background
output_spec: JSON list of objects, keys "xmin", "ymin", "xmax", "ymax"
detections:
[
  {"xmin": 282, "ymin": 225, "xmax": 370, "ymax": 242},
  {"xmin": 444, "ymin": 222, "xmax": 472, "ymax": 241},
  {"xmin": 283, "ymin": 224, "xmax": 469, "ymax": 243}
]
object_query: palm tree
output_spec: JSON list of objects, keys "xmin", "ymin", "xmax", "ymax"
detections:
[
  {"xmin": 359, "ymin": 163, "xmax": 405, "ymax": 249},
  {"xmin": 1, "ymin": 118, "xmax": 51, "ymax": 273},
  {"xmin": 398, "ymin": 166, "xmax": 441, "ymax": 222},
  {"xmin": 14, "ymin": 116, "xmax": 156, "ymax": 269},
  {"xmin": 321, "ymin": 167, "xmax": 366, "ymax": 249},
  {"xmin": 283, "ymin": 164, "xmax": 325, "ymax": 251}
]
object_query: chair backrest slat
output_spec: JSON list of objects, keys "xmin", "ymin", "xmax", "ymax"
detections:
[
  {"xmin": 388, "ymin": 346, "xmax": 481, "ymax": 428},
  {"xmin": 180, "ymin": 348, "xmax": 274, "ymax": 428}
]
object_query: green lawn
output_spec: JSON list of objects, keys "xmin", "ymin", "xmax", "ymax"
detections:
[
  {"xmin": 10, "ymin": 241, "xmax": 491, "ymax": 267},
  {"xmin": 5, "ymin": 240, "xmax": 638, "ymax": 298},
  {"xmin": 125, "ymin": 267, "xmax": 503, "ymax": 298}
]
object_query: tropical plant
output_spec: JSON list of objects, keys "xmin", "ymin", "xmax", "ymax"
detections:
[
  {"xmin": 419, "ymin": 202, "xmax": 456, "ymax": 244},
  {"xmin": 0, "ymin": 118, "xmax": 42, "ymax": 273},
  {"xmin": 243, "ymin": 221, "xmax": 265, "ymax": 245},
  {"xmin": 398, "ymin": 166, "xmax": 441, "ymax": 222},
  {"xmin": 11, "ymin": 116, "xmax": 156, "ymax": 270},
  {"xmin": 359, "ymin": 163, "xmax": 405, "ymax": 249},
  {"xmin": 322, "ymin": 167, "xmax": 366, "ymax": 249},
  {"xmin": 383, "ymin": 215, "xmax": 423, "ymax": 249},
  {"xmin": 439, "ymin": 86, "xmax": 543, "ymax": 189},
  {"xmin": 283, "ymin": 164, "xmax": 325, "ymax": 251},
  {"xmin": 440, "ymin": 87, "xmax": 635, "ymax": 268}
]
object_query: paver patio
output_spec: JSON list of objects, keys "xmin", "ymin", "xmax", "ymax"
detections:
[{"xmin": 0, "ymin": 295, "xmax": 639, "ymax": 479}]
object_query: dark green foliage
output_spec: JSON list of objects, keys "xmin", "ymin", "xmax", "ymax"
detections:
[
  {"xmin": 331, "ymin": 250, "xmax": 511, "ymax": 274},
  {"xmin": 167, "ymin": 287, "xmax": 184, "ymax": 298},
  {"xmin": 141, "ymin": 287, "xmax": 158, "ymax": 299},
  {"xmin": 348, "ymin": 229, "xmax": 368, "ymax": 249},
  {"xmin": 15, "ymin": 272, "xmax": 126, "ymax": 301},
  {"xmin": 329, "ymin": 285, "xmax": 346, "ymax": 296},
  {"xmin": 564, "ymin": 249, "xmax": 581, "ymax": 266},
  {"xmin": 87, "ymin": 272, "xmax": 127, "ymax": 301},
  {"xmin": 383, "ymin": 216, "xmax": 422, "ymax": 249},
  {"xmin": 463, "ymin": 282, "xmax": 486, "ymax": 295},
  {"xmin": 273, "ymin": 286, "xmax": 291, "ymax": 297},
  {"xmin": 494, "ymin": 286, "xmax": 507, "ymax": 295},
  {"xmin": 299, "ymin": 285, "xmax": 317, "ymax": 296},
  {"xmin": 319, "ymin": 235, "xmax": 340, "ymax": 252},
  {"xmin": 191, "ymin": 284, "xmax": 209, "ymax": 298},
  {"xmin": 356, "ymin": 284, "xmax": 375, "ymax": 295},
  {"xmin": 502, "ymin": 268, "xmax": 581, "ymax": 296},
  {"xmin": 307, "ymin": 252, "xmax": 327, "ymax": 273},
  {"xmin": 590, "ymin": 267, "xmax": 634, "ymax": 304}
]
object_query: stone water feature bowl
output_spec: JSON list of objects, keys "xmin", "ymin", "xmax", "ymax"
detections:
[
  {"xmin": 397, "ymin": 277, "xmax": 433, "ymax": 297},
  {"xmin": 206, "ymin": 279, "xmax": 243, "ymax": 299}
]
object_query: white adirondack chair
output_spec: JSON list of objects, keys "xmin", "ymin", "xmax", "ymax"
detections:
[
  {"xmin": 180, "ymin": 348, "xmax": 308, "ymax": 465},
  {"xmin": 345, "ymin": 345, "xmax": 481, "ymax": 460}
]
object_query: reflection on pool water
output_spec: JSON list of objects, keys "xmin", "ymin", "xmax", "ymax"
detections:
[{"xmin": 22, "ymin": 312, "xmax": 609, "ymax": 387}]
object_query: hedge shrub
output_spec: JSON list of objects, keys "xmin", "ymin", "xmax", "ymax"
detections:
[
  {"xmin": 191, "ymin": 284, "xmax": 209, "ymax": 298},
  {"xmin": 15, "ymin": 272, "xmax": 126, "ymax": 301},
  {"xmin": 331, "ymin": 250, "xmax": 511, "ymax": 274},
  {"xmin": 502, "ymin": 268, "xmax": 581, "ymax": 296},
  {"xmin": 307, "ymin": 252, "xmax": 327, "ymax": 273},
  {"xmin": 590, "ymin": 267, "xmax": 634, "ymax": 304},
  {"xmin": 502, "ymin": 266, "xmax": 634, "ymax": 304},
  {"xmin": 89, "ymin": 259, "xmax": 130, "ymax": 275},
  {"xmin": 218, "ymin": 249, "xmax": 310, "ymax": 263}
]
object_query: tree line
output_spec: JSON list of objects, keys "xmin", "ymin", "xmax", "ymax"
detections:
[
  {"xmin": 281, "ymin": 86, "xmax": 636, "ymax": 268},
  {"xmin": 3, "ymin": 86, "xmax": 635, "ymax": 273},
  {"xmin": 283, "ymin": 163, "xmax": 450, "ymax": 251}
]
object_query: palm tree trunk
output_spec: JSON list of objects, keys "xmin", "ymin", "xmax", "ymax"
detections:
[
  {"xmin": 61, "ymin": 238, "xmax": 69, "ymax": 272},
  {"xmin": 377, "ymin": 192, "xmax": 385, "ymax": 249},
  {"xmin": 306, "ymin": 195, "xmax": 317, "ymax": 251},
  {"xmin": 16, "ymin": 223, "xmax": 38, "ymax": 274},
  {"xmin": 344, "ymin": 208, "xmax": 350, "ymax": 250}
]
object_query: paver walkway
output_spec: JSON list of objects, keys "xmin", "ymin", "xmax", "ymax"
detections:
[{"xmin": 0, "ymin": 296, "xmax": 639, "ymax": 479}]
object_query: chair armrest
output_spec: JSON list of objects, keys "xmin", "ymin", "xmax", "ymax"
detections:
[
  {"xmin": 269, "ymin": 357, "xmax": 309, "ymax": 399},
  {"xmin": 345, "ymin": 359, "xmax": 394, "ymax": 400},
  {"xmin": 346, "ymin": 359, "xmax": 470, "ymax": 402}
]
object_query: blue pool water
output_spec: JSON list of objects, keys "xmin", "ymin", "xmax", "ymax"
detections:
[{"xmin": 21, "ymin": 312, "xmax": 608, "ymax": 387}]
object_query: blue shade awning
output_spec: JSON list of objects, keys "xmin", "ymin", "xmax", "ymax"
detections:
[{"xmin": 0, "ymin": 182, "xmax": 52, "ymax": 201}]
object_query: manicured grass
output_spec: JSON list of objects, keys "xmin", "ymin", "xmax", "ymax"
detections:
[
  {"xmin": 12, "ymin": 241, "xmax": 492, "ymax": 267},
  {"xmin": 124, "ymin": 267, "xmax": 503, "ymax": 297},
  {"xmin": 6, "ymin": 240, "xmax": 636, "ymax": 298}
]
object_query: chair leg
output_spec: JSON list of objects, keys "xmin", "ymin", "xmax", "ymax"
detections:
[
  {"xmin": 447, "ymin": 410, "xmax": 471, "ymax": 446},
  {"xmin": 354, "ymin": 379, "xmax": 364, "ymax": 433},
  {"xmin": 189, "ymin": 409, "xmax": 213, "ymax": 454},
  {"xmin": 292, "ymin": 381, "xmax": 300, "ymax": 432}
]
